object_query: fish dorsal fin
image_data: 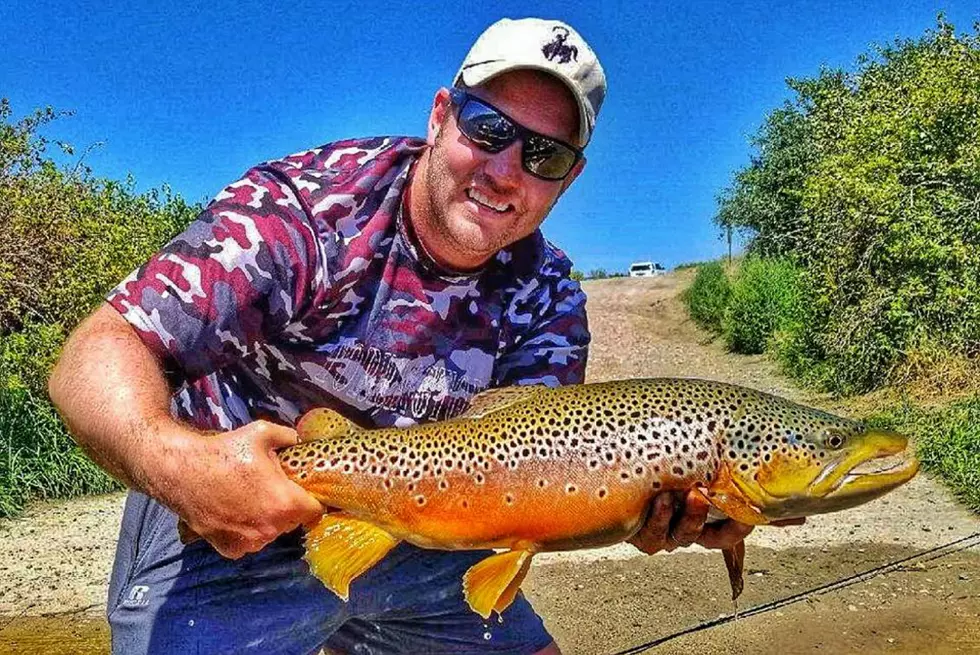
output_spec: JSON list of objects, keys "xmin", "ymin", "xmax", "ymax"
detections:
[
  {"xmin": 303, "ymin": 512, "xmax": 400, "ymax": 601},
  {"xmin": 462, "ymin": 550, "xmax": 534, "ymax": 619},
  {"xmin": 700, "ymin": 463, "xmax": 769, "ymax": 526},
  {"xmin": 296, "ymin": 408, "xmax": 354, "ymax": 443},
  {"xmin": 459, "ymin": 385, "xmax": 547, "ymax": 419}
]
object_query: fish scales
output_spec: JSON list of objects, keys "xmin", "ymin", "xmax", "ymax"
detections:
[{"xmin": 280, "ymin": 378, "xmax": 862, "ymax": 552}]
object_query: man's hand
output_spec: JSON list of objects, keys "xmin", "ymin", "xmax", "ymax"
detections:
[
  {"xmin": 48, "ymin": 305, "xmax": 323, "ymax": 561},
  {"xmin": 627, "ymin": 490, "xmax": 805, "ymax": 555},
  {"xmin": 163, "ymin": 420, "xmax": 324, "ymax": 559}
]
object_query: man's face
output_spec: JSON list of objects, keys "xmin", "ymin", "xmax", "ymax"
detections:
[{"xmin": 418, "ymin": 70, "xmax": 585, "ymax": 271}]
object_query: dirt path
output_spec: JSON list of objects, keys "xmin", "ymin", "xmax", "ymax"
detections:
[{"xmin": 1, "ymin": 273, "xmax": 978, "ymax": 654}]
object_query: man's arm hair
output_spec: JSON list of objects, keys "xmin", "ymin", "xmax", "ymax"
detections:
[
  {"xmin": 48, "ymin": 303, "xmax": 200, "ymax": 499},
  {"xmin": 48, "ymin": 303, "xmax": 323, "ymax": 558}
]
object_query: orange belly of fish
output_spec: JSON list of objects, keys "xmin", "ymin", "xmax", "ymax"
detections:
[{"xmin": 305, "ymin": 463, "xmax": 662, "ymax": 553}]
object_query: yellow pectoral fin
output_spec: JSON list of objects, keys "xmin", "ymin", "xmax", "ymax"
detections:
[
  {"xmin": 463, "ymin": 550, "xmax": 533, "ymax": 619},
  {"xmin": 303, "ymin": 513, "xmax": 400, "ymax": 601},
  {"xmin": 703, "ymin": 463, "xmax": 770, "ymax": 526}
]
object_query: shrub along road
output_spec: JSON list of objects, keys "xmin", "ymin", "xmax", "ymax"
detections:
[{"xmin": 0, "ymin": 273, "xmax": 978, "ymax": 654}]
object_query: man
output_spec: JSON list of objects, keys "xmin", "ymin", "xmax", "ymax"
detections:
[{"xmin": 50, "ymin": 18, "xmax": 757, "ymax": 654}]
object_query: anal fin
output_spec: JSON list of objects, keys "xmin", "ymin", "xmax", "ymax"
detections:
[
  {"xmin": 304, "ymin": 512, "xmax": 400, "ymax": 600},
  {"xmin": 463, "ymin": 550, "xmax": 533, "ymax": 619}
]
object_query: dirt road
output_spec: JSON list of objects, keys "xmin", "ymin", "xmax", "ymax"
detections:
[{"xmin": 1, "ymin": 273, "xmax": 978, "ymax": 654}]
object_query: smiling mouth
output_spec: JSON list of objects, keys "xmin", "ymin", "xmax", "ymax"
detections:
[{"xmin": 466, "ymin": 188, "xmax": 512, "ymax": 213}]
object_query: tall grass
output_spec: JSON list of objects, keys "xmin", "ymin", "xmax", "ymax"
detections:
[
  {"xmin": 868, "ymin": 398, "xmax": 980, "ymax": 512},
  {"xmin": 0, "ymin": 386, "xmax": 118, "ymax": 517},
  {"xmin": 681, "ymin": 262, "xmax": 731, "ymax": 333},
  {"xmin": 0, "ymin": 100, "xmax": 194, "ymax": 517},
  {"xmin": 723, "ymin": 258, "xmax": 803, "ymax": 354}
]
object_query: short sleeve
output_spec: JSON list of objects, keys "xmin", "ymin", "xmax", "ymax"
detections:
[{"xmin": 106, "ymin": 166, "xmax": 319, "ymax": 379}]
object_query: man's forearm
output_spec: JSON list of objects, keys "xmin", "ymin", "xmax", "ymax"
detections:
[
  {"xmin": 48, "ymin": 303, "xmax": 199, "ymax": 500},
  {"xmin": 49, "ymin": 304, "xmax": 323, "ymax": 558}
]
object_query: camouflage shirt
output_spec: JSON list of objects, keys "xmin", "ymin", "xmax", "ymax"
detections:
[{"xmin": 108, "ymin": 136, "xmax": 589, "ymax": 431}]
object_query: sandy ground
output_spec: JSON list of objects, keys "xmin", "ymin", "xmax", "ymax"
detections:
[{"xmin": 1, "ymin": 273, "xmax": 978, "ymax": 654}]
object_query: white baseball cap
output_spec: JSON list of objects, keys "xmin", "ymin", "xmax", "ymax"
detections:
[{"xmin": 454, "ymin": 18, "xmax": 607, "ymax": 146}]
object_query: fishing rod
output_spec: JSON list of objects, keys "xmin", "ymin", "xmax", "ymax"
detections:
[{"xmin": 611, "ymin": 531, "xmax": 980, "ymax": 655}]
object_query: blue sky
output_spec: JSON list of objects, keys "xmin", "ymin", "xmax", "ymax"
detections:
[{"xmin": 3, "ymin": 1, "xmax": 977, "ymax": 272}]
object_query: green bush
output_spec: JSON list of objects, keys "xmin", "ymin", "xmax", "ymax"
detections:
[
  {"xmin": 587, "ymin": 268, "xmax": 609, "ymax": 280},
  {"xmin": 674, "ymin": 260, "xmax": 711, "ymax": 271},
  {"xmin": 722, "ymin": 258, "xmax": 805, "ymax": 354},
  {"xmin": 0, "ymin": 384, "xmax": 119, "ymax": 517},
  {"xmin": 0, "ymin": 99, "xmax": 197, "ymax": 515},
  {"xmin": 715, "ymin": 17, "xmax": 980, "ymax": 394},
  {"xmin": 769, "ymin": 276, "xmax": 832, "ymax": 388},
  {"xmin": 0, "ymin": 321, "xmax": 65, "ymax": 395},
  {"xmin": 682, "ymin": 262, "xmax": 731, "ymax": 333},
  {"xmin": 868, "ymin": 397, "xmax": 980, "ymax": 512}
]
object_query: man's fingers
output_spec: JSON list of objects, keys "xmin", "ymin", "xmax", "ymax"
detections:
[
  {"xmin": 697, "ymin": 519, "xmax": 755, "ymax": 550},
  {"xmin": 669, "ymin": 490, "xmax": 710, "ymax": 547},
  {"xmin": 253, "ymin": 421, "xmax": 301, "ymax": 450},
  {"xmin": 627, "ymin": 492, "xmax": 674, "ymax": 554},
  {"xmin": 292, "ymin": 490, "xmax": 325, "ymax": 526}
]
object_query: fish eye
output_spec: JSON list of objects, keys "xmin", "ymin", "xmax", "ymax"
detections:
[{"xmin": 824, "ymin": 430, "xmax": 846, "ymax": 449}]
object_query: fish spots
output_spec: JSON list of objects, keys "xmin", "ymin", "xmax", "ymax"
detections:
[
  {"xmin": 280, "ymin": 377, "xmax": 867, "ymax": 517},
  {"xmin": 415, "ymin": 495, "xmax": 426, "ymax": 506},
  {"xmin": 504, "ymin": 493, "xmax": 515, "ymax": 505},
  {"xmin": 596, "ymin": 486, "xmax": 608, "ymax": 499}
]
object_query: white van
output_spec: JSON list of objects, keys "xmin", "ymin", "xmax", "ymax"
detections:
[{"xmin": 629, "ymin": 262, "xmax": 665, "ymax": 277}]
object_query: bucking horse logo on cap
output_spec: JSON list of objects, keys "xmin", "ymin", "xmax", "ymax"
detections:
[{"xmin": 542, "ymin": 26, "xmax": 578, "ymax": 64}]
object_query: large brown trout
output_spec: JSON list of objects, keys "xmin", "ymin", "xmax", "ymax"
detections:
[{"xmin": 268, "ymin": 378, "xmax": 917, "ymax": 618}]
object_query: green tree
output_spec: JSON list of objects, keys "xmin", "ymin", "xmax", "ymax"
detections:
[
  {"xmin": 0, "ymin": 100, "xmax": 199, "ymax": 516},
  {"xmin": 715, "ymin": 17, "xmax": 980, "ymax": 394}
]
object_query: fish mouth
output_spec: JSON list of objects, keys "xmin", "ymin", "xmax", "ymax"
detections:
[
  {"xmin": 825, "ymin": 450, "xmax": 920, "ymax": 500},
  {"xmin": 811, "ymin": 429, "xmax": 919, "ymax": 507}
]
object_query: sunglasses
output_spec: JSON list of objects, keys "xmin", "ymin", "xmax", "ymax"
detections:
[{"xmin": 448, "ymin": 87, "xmax": 582, "ymax": 181}]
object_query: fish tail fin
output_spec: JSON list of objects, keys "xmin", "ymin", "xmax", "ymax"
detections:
[
  {"xmin": 296, "ymin": 408, "xmax": 356, "ymax": 442},
  {"xmin": 462, "ymin": 550, "xmax": 534, "ymax": 619},
  {"xmin": 304, "ymin": 512, "xmax": 400, "ymax": 601}
]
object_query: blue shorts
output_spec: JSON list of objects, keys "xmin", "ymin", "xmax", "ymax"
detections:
[{"xmin": 106, "ymin": 492, "xmax": 553, "ymax": 655}]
